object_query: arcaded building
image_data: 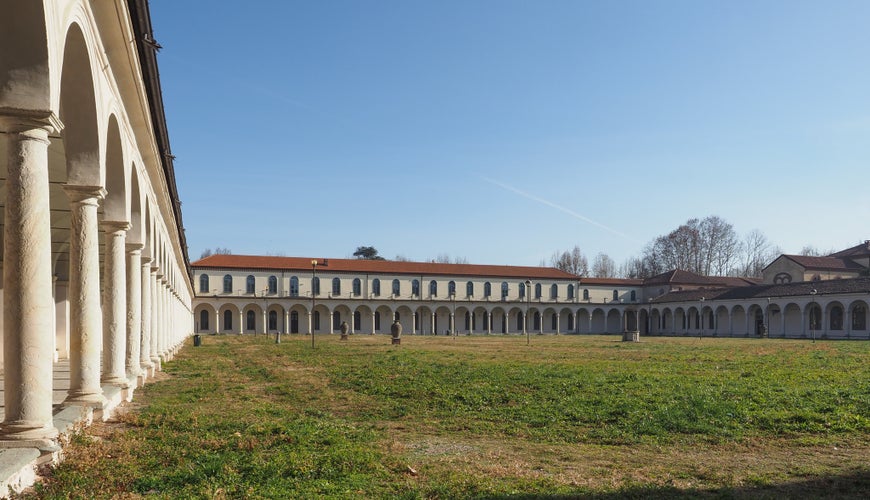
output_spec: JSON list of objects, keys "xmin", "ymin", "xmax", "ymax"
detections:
[{"xmin": 0, "ymin": 0, "xmax": 192, "ymax": 463}]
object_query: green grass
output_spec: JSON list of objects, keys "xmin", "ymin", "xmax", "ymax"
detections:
[{"xmin": 31, "ymin": 335, "xmax": 870, "ymax": 498}]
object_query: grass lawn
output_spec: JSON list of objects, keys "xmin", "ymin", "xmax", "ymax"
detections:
[{"xmin": 31, "ymin": 334, "xmax": 870, "ymax": 498}]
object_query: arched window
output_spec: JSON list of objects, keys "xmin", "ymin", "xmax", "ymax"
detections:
[
  {"xmin": 630, "ymin": 290, "xmax": 637, "ymax": 302},
  {"xmin": 534, "ymin": 283, "xmax": 542, "ymax": 299},
  {"xmin": 392, "ymin": 279, "xmax": 400, "ymax": 296},
  {"xmin": 199, "ymin": 309, "xmax": 209, "ymax": 331},
  {"xmin": 466, "ymin": 281, "xmax": 474, "ymax": 297},
  {"xmin": 311, "ymin": 277, "xmax": 320, "ymax": 296},
  {"xmin": 831, "ymin": 306, "xmax": 844, "ymax": 330},
  {"xmin": 583, "ymin": 288, "xmax": 589, "ymax": 300},
  {"xmin": 612, "ymin": 290, "xmax": 619, "ymax": 301},
  {"xmin": 246, "ymin": 275, "xmax": 255, "ymax": 294},
  {"xmin": 223, "ymin": 274, "xmax": 233, "ymax": 293},
  {"xmin": 332, "ymin": 277, "xmax": 341, "ymax": 295},
  {"xmin": 429, "ymin": 280, "xmax": 438, "ymax": 297},
  {"xmin": 354, "ymin": 311, "xmax": 361, "ymax": 330},
  {"xmin": 313, "ymin": 311, "xmax": 321, "ymax": 330},
  {"xmin": 223, "ymin": 309, "xmax": 233, "ymax": 331},
  {"xmin": 246, "ymin": 310, "xmax": 255, "ymax": 331},
  {"xmin": 352, "ymin": 278, "xmax": 361, "ymax": 296},
  {"xmin": 290, "ymin": 311, "xmax": 298, "ymax": 333},
  {"xmin": 853, "ymin": 305, "xmax": 867, "ymax": 331},
  {"xmin": 484, "ymin": 282, "xmax": 492, "ymax": 298},
  {"xmin": 567, "ymin": 284, "xmax": 575, "ymax": 300},
  {"xmin": 501, "ymin": 282, "xmax": 509, "ymax": 299},
  {"xmin": 199, "ymin": 274, "xmax": 209, "ymax": 293},
  {"xmin": 519, "ymin": 282, "xmax": 526, "ymax": 299},
  {"xmin": 268, "ymin": 310, "xmax": 277, "ymax": 330},
  {"xmin": 290, "ymin": 276, "xmax": 299, "ymax": 297},
  {"xmin": 412, "ymin": 279, "xmax": 420, "ymax": 296},
  {"xmin": 448, "ymin": 281, "xmax": 456, "ymax": 296},
  {"xmin": 550, "ymin": 284, "xmax": 558, "ymax": 299},
  {"xmin": 809, "ymin": 305, "xmax": 821, "ymax": 330},
  {"xmin": 268, "ymin": 276, "xmax": 277, "ymax": 294},
  {"xmin": 372, "ymin": 278, "xmax": 381, "ymax": 296}
]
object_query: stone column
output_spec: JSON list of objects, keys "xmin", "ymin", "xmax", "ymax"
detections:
[
  {"xmin": 262, "ymin": 308, "xmax": 267, "ymax": 334},
  {"xmin": 101, "ymin": 221, "xmax": 129, "ymax": 386},
  {"xmin": 573, "ymin": 312, "xmax": 578, "ymax": 333},
  {"xmin": 126, "ymin": 244, "xmax": 143, "ymax": 379},
  {"xmin": 430, "ymin": 313, "xmax": 435, "ymax": 335},
  {"xmin": 140, "ymin": 256, "xmax": 153, "ymax": 375},
  {"xmin": 0, "ymin": 114, "xmax": 61, "ymax": 444},
  {"xmin": 158, "ymin": 278, "xmax": 167, "ymax": 359},
  {"xmin": 284, "ymin": 309, "xmax": 289, "ymax": 334},
  {"xmin": 556, "ymin": 315, "xmax": 560, "ymax": 335},
  {"xmin": 307, "ymin": 311, "xmax": 313, "ymax": 334},
  {"xmin": 239, "ymin": 310, "xmax": 244, "ymax": 334},
  {"xmin": 487, "ymin": 312, "xmax": 492, "ymax": 335},
  {"xmin": 329, "ymin": 312, "xmax": 334, "ymax": 334},
  {"xmin": 63, "ymin": 185, "xmax": 108, "ymax": 407},
  {"xmin": 150, "ymin": 268, "xmax": 161, "ymax": 367},
  {"xmin": 371, "ymin": 312, "xmax": 376, "ymax": 334},
  {"xmin": 449, "ymin": 313, "xmax": 454, "ymax": 335}
]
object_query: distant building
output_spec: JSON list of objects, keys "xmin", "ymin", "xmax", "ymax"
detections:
[{"xmin": 762, "ymin": 241, "xmax": 870, "ymax": 284}]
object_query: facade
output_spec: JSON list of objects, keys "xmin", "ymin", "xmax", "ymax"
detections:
[
  {"xmin": 0, "ymin": 0, "xmax": 192, "ymax": 462},
  {"xmin": 194, "ymin": 253, "xmax": 870, "ymax": 341}
]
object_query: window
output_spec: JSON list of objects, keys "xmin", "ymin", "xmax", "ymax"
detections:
[
  {"xmin": 429, "ymin": 280, "xmax": 438, "ymax": 296},
  {"xmin": 484, "ymin": 282, "xmax": 492, "ymax": 298},
  {"xmin": 223, "ymin": 310, "xmax": 232, "ymax": 330},
  {"xmin": 246, "ymin": 310, "xmax": 255, "ymax": 331},
  {"xmin": 501, "ymin": 282, "xmax": 509, "ymax": 299},
  {"xmin": 268, "ymin": 275, "xmax": 277, "ymax": 294},
  {"xmin": 268, "ymin": 310, "xmax": 277, "ymax": 330},
  {"xmin": 199, "ymin": 274, "xmax": 209, "ymax": 293},
  {"xmin": 312, "ymin": 277, "xmax": 320, "ymax": 296},
  {"xmin": 290, "ymin": 311, "xmax": 298, "ymax": 333},
  {"xmin": 583, "ymin": 288, "xmax": 589, "ymax": 300},
  {"xmin": 353, "ymin": 278, "xmax": 361, "ymax": 296},
  {"xmin": 612, "ymin": 290, "xmax": 619, "ymax": 301},
  {"xmin": 466, "ymin": 281, "xmax": 474, "ymax": 297},
  {"xmin": 223, "ymin": 274, "xmax": 233, "ymax": 293},
  {"xmin": 630, "ymin": 290, "xmax": 636, "ymax": 302},
  {"xmin": 246, "ymin": 275, "xmax": 255, "ymax": 294},
  {"xmin": 412, "ymin": 279, "xmax": 420, "ymax": 296},
  {"xmin": 550, "ymin": 284, "xmax": 558, "ymax": 299},
  {"xmin": 853, "ymin": 305, "xmax": 866, "ymax": 330},
  {"xmin": 567, "ymin": 284, "xmax": 574, "ymax": 300},
  {"xmin": 372, "ymin": 278, "xmax": 381, "ymax": 296},
  {"xmin": 809, "ymin": 305, "xmax": 821, "ymax": 330},
  {"xmin": 448, "ymin": 281, "xmax": 456, "ymax": 296},
  {"xmin": 354, "ymin": 311, "xmax": 361, "ymax": 330},
  {"xmin": 519, "ymin": 282, "xmax": 526, "ymax": 299},
  {"xmin": 392, "ymin": 279, "xmax": 400, "ymax": 296},
  {"xmin": 290, "ymin": 276, "xmax": 299, "ymax": 297},
  {"xmin": 199, "ymin": 309, "xmax": 209, "ymax": 330},
  {"xmin": 332, "ymin": 277, "xmax": 341, "ymax": 295},
  {"xmin": 534, "ymin": 283, "xmax": 541, "ymax": 299}
]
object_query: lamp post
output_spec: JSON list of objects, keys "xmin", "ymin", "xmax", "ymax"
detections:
[
  {"xmin": 525, "ymin": 279, "xmax": 532, "ymax": 346},
  {"xmin": 311, "ymin": 259, "xmax": 317, "ymax": 349},
  {"xmin": 810, "ymin": 288, "xmax": 818, "ymax": 343}
]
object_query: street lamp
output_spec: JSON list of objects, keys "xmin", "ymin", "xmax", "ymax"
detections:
[
  {"xmin": 525, "ymin": 279, "xmax": 532, "ymax": 346},
  {"xmin": 810, "ymin": 288, "xmax": 818, "ymax": 343},
  {"xmin": 311, "ymin": 259, "xmax": 317, "ymax": 349}
]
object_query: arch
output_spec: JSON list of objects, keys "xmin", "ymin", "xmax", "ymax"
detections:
[
  {"xmin": 606, "ymin": 309, "xmax": 621, "ymax": 333},
  {"xmin": 850, "ymin": 300, "xmax": 868, "ymax": 332},
  {"xmin": 375, "ymin": 305, "xmax": 393, "ymax": 333},
  {"xmin": 102, "ymin": 114, "xmax": 130, "ymax": 222},
  {"xmin": 127, "ymin": 166, "xmax": 145, "ymax": 246},
  {"xmin": 60, "ymin": 22, "xmax": 101, "ymax": 186},
  {"xmin": 222, "ymin": 308, "xmax": 235, "ymax": 332},
  {"xmin": 591, "ymin": 308, "xmax": 606, "ymax": 333},
  {"xmin": 194, "ymin": 304, "xmax": 216, "ymax": 333},
  {"xmin": 827, "ymin": 301, "xmax": 845, "ymax": 331},
  {"xmin": 0, "ymin": 1, "xmax": 50, "ymax": 110}
]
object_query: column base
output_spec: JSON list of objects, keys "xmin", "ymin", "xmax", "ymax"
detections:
[
  {"xmin": 101, "ymin": 375, "xmax": 130, "ymax": 389},
  {"xmin": 0, "ymin": 424, "xmax": 60, "ymax": 453},
  {"xmin": 61, "ymin": 392, "xmax": 108, "ymax": 410}
]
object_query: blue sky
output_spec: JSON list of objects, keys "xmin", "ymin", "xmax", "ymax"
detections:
[{"xmin": 152, "ymin": 0, "xmax": 870, "ymax": 266}]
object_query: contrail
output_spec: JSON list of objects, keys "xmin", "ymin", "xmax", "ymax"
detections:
[{"xmin": 479, "ymin": 175, "xmax": 636, "ymax": 241}]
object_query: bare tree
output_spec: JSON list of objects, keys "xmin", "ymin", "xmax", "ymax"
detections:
[
  {"xmin": 591, "ymin": 252, "xmax": 616, "ymax": 278},
  {"xmin": 550, "ymin": 246, "xmax": 589, "ymax": 276},
  {"xmin": 740, "ymin": 229, "xmax": 781, "ymax": 277},
  {"xmin": 394, "ymin": 255, "xmax": 411, "ymax": 262},
  {"xmin": 431, "ymin": 253, "xmax": 468, "ymax": 264},
  {"xmin": 640, "ymin": 216, "xmax": 741, "ymax": 276},
  {"xmin": 617, "ymin": 256, "xmax": 652, "ymax": 279},
  {"xmin": 200, "ymin": 247, "xmax": 232, "ymax": 260},
  {"xmin": 800, "ymin": 245, "xmax": 822, "ymax": 256}
]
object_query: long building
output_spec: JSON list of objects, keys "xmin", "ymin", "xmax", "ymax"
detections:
[{"xmin": 192, "ymin": 246, "xmax": 870, "ymax": 340}]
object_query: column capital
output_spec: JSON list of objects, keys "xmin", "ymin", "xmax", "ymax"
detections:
[
  {"xmin": 63, "ymin": 185, "xmax": 106, "ymax": 204},
  {"xmin": 141, "ymin": 255, "xmax": 153, "ymax": 265},
  {"xmin": 126, "ymin": 242, "xmax": 145, "ymax": 254},
  {"xmin": 101, "ymin": 220, "xmax": 131, "ymax": 234},
  {"xmin": 0, "ymin": 108, "xmax": 63, "ymax": 135}
]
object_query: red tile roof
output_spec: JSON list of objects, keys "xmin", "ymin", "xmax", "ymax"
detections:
[
  {"xmin": 829, "ymin": 240, "xmax": 870, "ymax": 259},
  {"xmin": 781, "ymin": 255, "xmax": 864, "ymax": 271},
  {"xmin": 192, "ymin": 254, "xmax": 580, "ymax": 280},
  {"xmin": 579, "ymin": 277, "xmax": 643, "ymax": 286}
]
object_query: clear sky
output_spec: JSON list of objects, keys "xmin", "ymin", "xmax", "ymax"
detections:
[{"xmin": 151, "ymin": 0, "xmax": 870, "ymax": 267}]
